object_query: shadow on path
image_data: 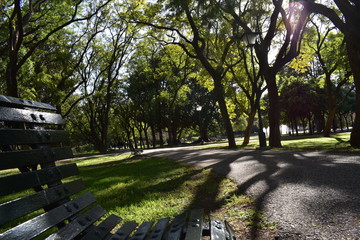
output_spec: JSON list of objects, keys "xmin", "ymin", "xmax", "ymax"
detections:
[{"xmin": 146, "ymin": 149, "xmax": 360, "ymax": 239}]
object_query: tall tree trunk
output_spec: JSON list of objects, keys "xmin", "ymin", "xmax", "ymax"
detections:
[
  {"xmin": 200, "ymin": 126, "xmax": 210, "ymax": 142},
  {"xmin": 242, "ymin": 108, "xmax": 256, "ymax": 146},
  {"xmin": 151, "ymin": 125, "xmax": 156, "ymax": 148},
  {"xmin": 324, "ymin": 108, "xmax": 336, "ymax": 137},
  {"xmin": 6, "ymin": 61, "xmax": 19, "ymax": 97},
  {"xmin": 213, "ymin": 77, "xmax": 236, "ymax": 148},
  {"xmin": 323, "ymin": 72, "xmax": 337, "ymax": 137},
  {"xmin": 345, "ymin": 114, "xmax": 350, "ymax": 131},
  {"xmin": 308, "ymin": 116, "xmax": 313, "ymax": 134},
  {"xmin": 264, "ymin": 73, "xmax": 282, "ymax": 147},
  {"xmin": 158, "ymin": 128, "xmax": 164, "ymax": 147},
  {"xmin": 131, "ymin": 127, "xmax": 137, "ymax": 149},
  {"xmin": 339, "ymin": 114, "xmax": 344, "ymax": 132},
  {"xmin": 347, "ymin": 39, "xmax": 360, "ymax": 148},
  {"xmin": 302, "ymin": 119, "xmax": 306, "ymax": 135},
  {"xmin": 144, "ymin": 127, "xmax": 150, "ymax": 149}
]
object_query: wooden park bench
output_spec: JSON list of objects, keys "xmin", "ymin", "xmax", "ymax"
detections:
[{"xmin": 0, "ymin": 95, "xmax": 236, "ymax": 240}]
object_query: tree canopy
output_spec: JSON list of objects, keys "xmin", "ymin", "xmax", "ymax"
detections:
[{"xmin": 1, "ymin": 0, "xmax": 359, "ymax": 151}]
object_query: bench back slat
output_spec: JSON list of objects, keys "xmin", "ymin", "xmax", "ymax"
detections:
[
  {"xmin": 79, "ymin": 214, "xmax": 122, "ymax": 240},
  {"xmin": 110, "ymin": 221, "xmax": 139, "ymax": 240},
  {"xmin": 145, "ymin": 217, "xmax": 170, "ymax": 240},
  {"xmin": 163, "ymin": 213, "xmax": 186, "ymax": 240},
  {"xmin": 184, "ymin": 209, "xmax": 204, "ymax": 240},
  {"xmin": 0, "ymin": 95, "xmax": 85, "ymax": 239},
  {"xmin": 0, "ymin": 129, "xmax": 69, "ymax": 145},
  {"xmin": 0, "ymin": 106, "xmax": 64, "ymax": 125},
  {"xmin": 210, "ymin": 216, "xmax": 226, "ymax": 240},
  {"xmin": 0, "ymin": 192, "xmax": 96, "ymax": 240},
  {"xmin": 45, "ymin": 205, "xmax": 106, "ymax": 240},
  {"xmin": 0, "ymin": 95, "xmax": 57, "ymax": 111},
  {"xmin": 0, "ymin": 147, "xmax": 73, "ymax": 170},
  {"xmin": 0, "ymin": 163, "xmax": 79, "ymax": 196},
  {"xmin": 0, "ymin": 179, "xmax": 85, "ymax": 226},
  {"xmin": 130, "ymin": 221, "xmax": 154, "ymax": 240}
]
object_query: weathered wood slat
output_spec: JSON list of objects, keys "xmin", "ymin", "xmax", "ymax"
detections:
[
  {"xmin": 184, "ymin": 209, "xmax": 204, "ymax": 240},
  {"xmin": 0, "ymin": 129, "xmax": 69, "ymax": 145},
  {"xmin": 0, "ymin": 146, "xmax": 73, "ymax": 170},
  {"xmin": 145, "ymin": 218, "xmax": 170, "ymax": 240},
  {"xmin": 210, "ymin": 217, "xmax": 226, "ymax": 240},
  {"xmin": 163, "ymin": 213, "xmax": 186, "ymax": 240},
  {"xmin": 45, "ymin": 205, "xmax": 106, "ymax": 240},
  {"xmin": 224, "ymin": 220, "xmax": 236, "ymax": 240},
  {"xmin": 106, "ymin": 221, "xmax": 138, "ymax": 240},
  {"xmin": 0, "ymin": 95, "xmax": 56, "ymax": 111},
  {"xmin": 80, "ymin": 214, "xmax": 122, "ymax": 240},
  {"xmin": 0, "ymin": 163, "xmax": 79, "ymax": 196},
  {"xmin": 0, "ymin": 192, "xmax": 96, "ymax": 240},
  {"xmin": 0, "ymin": 107, "xmax": 64, "ymax": 124},
  {"xmin": 0, "ymin": 179, "xmax": 85, "ymax": 225},
  {"xmin": 129, "ymin": 221, "xmax": 154, "ymax": 240}
]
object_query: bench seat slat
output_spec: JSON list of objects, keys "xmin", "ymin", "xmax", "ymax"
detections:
[
  {"xmin": 0, "ymin": 179, "xmax": 85, "ymax": 225},
  {"xmin": 0, "ymin": 107, "xmax": 64, "ymax": 124},
  {"xmin": 184, "ymin": 209, "xmax": 204, "ymax": 240},
  {"xmin": 0, "ymin": 95, "xmax": 57, "ymax": 111},
  {"xmin": 45, "ymin": 205, "xmax": 106, "ymax": 240},
  {"xmin": 106, "ymin": 221, "xmax": 138, "ymax": 240},
  {"xmin": 145, "ymin": 217, "xmax": 170, "ymax": 240},
  {"xmin": 129, "ymin": 221, "xmax": 154, "ymax": 240},
  {"xmin": 80, "ymin": 214, "xmax": 122, "ymax": 240},
  {"xmin": 0, "ymin": 163, "xmax": 79, "ymax": 196},
  {"xmin": 0, "ymin": 129, "xmax": 69, "ymax": 145},
  {"xmin": 0, "ymin": 147, "xmax": 73, "ymax": 170},
  {"xmin": 163, "ymin": 213, "xmax": 186, "ymax": 240},
  {"xmin": 210, "ymin": 217, "xmax": 226, "ymax": 240},
  {"xmin": 0, "ymin": 192, "xmax": 96, "ymax": 240}
]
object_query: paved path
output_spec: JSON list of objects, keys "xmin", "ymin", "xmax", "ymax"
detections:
[{"xmin": 144, "ymin": 148, "xmax": 360, "ymax": 239}]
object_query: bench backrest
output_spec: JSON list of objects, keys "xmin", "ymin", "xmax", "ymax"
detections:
[{"xmin": 0, "ymin": 95, "xmax": 105, "ymax": 239}]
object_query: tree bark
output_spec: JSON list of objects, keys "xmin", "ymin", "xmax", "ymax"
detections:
[
  {"xmin": 242, "ymin": 108, "xmax": 256, "ymax": 146},
  {"xmin": 347, "ymin": 39, "xmax": 360, "ymax": 148},
  {"xmin": 6, "ymin": 58, "xmax": 19, "ymax": 97},
  {"xmin": 213, "ymin": 77, "xmax": 237, "ymax": 148},
  {"xmin": 264, "ymin": 73, "xmax": 282, "ymax": 147},
  {"xmin": 150, "ymin": 125, "xmax": 156, "ymax": 148},
  {"xmin": 200, "ymin": 127, "xmax": 210, "ymax": 142},
  {"xmin": 324, "ymin": 108, "xmax": 337, "ymax": 137}
]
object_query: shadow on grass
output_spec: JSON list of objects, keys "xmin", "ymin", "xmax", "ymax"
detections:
[{"xmin": 70, "ymin": 155, "xmax": 206, "ymax": 222}]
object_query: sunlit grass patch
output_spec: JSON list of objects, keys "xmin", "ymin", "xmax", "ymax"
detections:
[
  {"xmin": 281, "ymin": 132, "xmax": 357, "ymax": 152},
  {"xmin": 193, "ymin": 132, "xmax": 358, "ymax": 153},
  {"xmin": 1, "ymin": 154, "xmax": 276, "ymax": 239},
  {"xmin": 66, "ymin": 154, "xmax": 276, "ymax": 238}
]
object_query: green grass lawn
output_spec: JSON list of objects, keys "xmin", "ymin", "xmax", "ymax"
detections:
[
  {"xmin": 280, "ymin": 132, "xmax": 354, "ymax": 152},
  {"xmin": 64, "ymin": 154, "xmax": 276, "ymax": 239},
  {"xmin": 1, "ymin": 154, "xmax": 276, "ymax": 239},
  {"xmin": 196, "ymin": 132, "xmax": 358, "ymax": 153}
]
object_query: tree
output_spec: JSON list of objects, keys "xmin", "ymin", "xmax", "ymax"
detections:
[
  {"xmin": 227, "ymin": 43, "xmax": 266, "ymax": 146},
  {"xmin": 0, "ymin": 0, "xmax": 111, "ymax": 97},
  {"xmin": 136, "ymin": 0, "xmax": 238, "ymax": 148},
  {"xmin": 280, "ymin": 79, "xmax": 322, "ymax": 135},
  {"xmin": 67, "ymin": 5, "xmax": 135, "ymax": 153},
  {"xmin": 222, "ymin": 0, "xmax": 310, "ymax": 147},
  {"xmin": 309, "ymin": 25, "xmax": 353, "ymax": 137},
  {"xmin": 302, "ymin": 0, "xmax": 360, "ymax": 147}
]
